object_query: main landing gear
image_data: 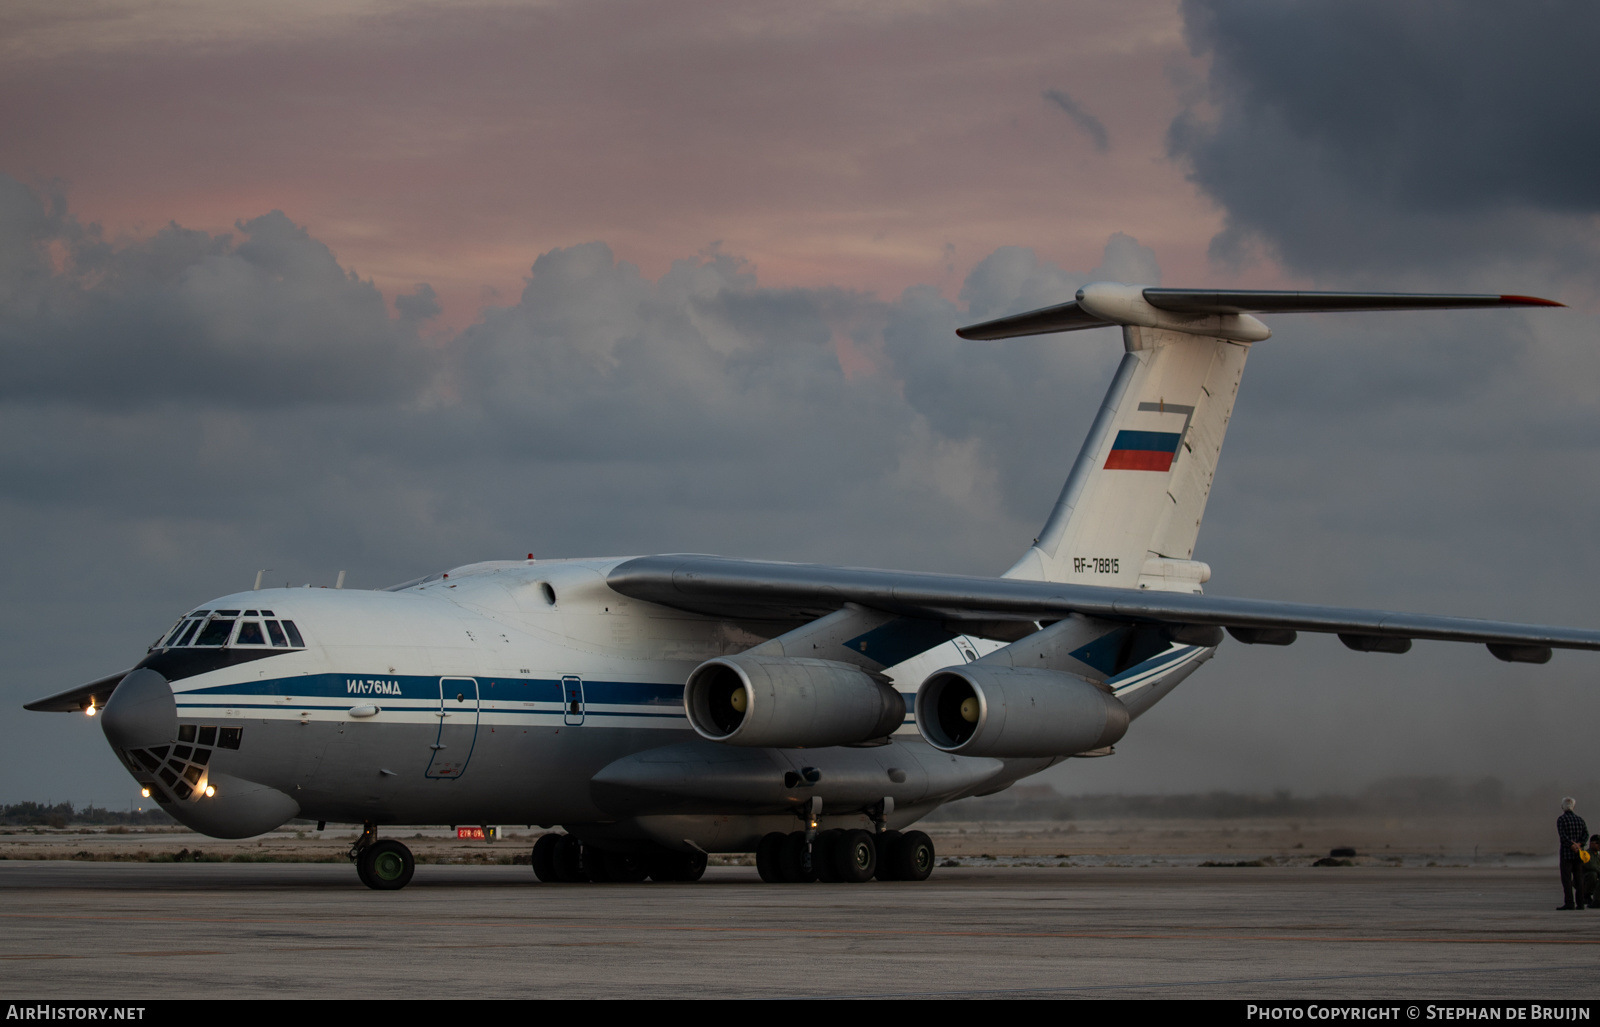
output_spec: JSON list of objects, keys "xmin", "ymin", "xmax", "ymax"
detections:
[
  {"xmin": 349, "ymin": 822, "xmax": 417, "ymax": 890},
  {"xmin": 530, "ymin": 833, "xmax": 707, "ymax": 884},
  {"xmin": 755, "ymin": 829, "xmax": 934, "ymax": 884}
]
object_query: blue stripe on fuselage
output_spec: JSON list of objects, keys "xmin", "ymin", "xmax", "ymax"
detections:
[{"xmin": 179, "ymin": 673, "xmax": 685, "ymax": 707}]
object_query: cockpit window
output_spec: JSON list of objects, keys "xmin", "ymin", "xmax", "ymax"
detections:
[
  {"xmin": 157, "ymin": 611, "xmax": 303, "ymax": 648},
  {"xmin": 193, "ymin": 619, "xmax": 234, "ymax": 646},
  {"xmin": 215, "ymin": 610, "xmax": 240, "ymax": 617}
]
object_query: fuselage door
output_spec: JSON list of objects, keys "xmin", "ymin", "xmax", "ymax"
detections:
[
  {"xmin": 426, "ymin": 676, "xmax": 481, "ymax": 779},
  {"xmin": 562, "ymin": 675, "xmax": 585, "ymax": 726}
]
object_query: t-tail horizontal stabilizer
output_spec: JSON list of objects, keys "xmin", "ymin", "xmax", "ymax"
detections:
[{"xmin": 957, "ymin": 284, "xmax": 1564, "ymax": 341}]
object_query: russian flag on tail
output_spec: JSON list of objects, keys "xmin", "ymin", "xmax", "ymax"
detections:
[{"xmin": 1104, "ymin": 430, "xmax": 1182, "ymax": 471}]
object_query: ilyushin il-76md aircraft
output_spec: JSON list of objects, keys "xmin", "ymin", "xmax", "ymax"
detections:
[{"xmin": 28, "ymin": 283, "xmax": 1596, "ymax": 889}]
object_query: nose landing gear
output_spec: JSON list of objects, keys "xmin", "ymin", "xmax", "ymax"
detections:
[{"xmin": 349, "ymin": 822, "xmax": 416, "ymax": 890}]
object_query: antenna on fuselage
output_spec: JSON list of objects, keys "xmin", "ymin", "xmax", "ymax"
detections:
[
  {"xmin": 253, "ymin": 569, "xmax": 272, "ymax": 591},
  {"xmin": 336, "ymin": 570, "xmax": 346, "ymax": 590}
]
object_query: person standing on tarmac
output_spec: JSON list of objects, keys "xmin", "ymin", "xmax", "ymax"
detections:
[
  {"xmin": 1557, "ymin": 797, "xmax": 1588, "ymax": 910},
  {"xmin": 1580, "ymin": 836, "xmax": 1600, "ymax": 909}
]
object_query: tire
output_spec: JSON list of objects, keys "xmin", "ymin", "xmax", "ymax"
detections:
[
  {"xmin": 677, "ymin": 850, "xmax": 708, "ymax": 882},
  {"xmin": 887, "ymin": 830, "xmax": 935, "ymax": 882},
  {"xmin": 584, "ymin": 846, "xmax": 613, "ymax": 883},
  {"xmin": 647, "ymin": 849, "xmax": 708, "ymax": 883},
  {"xmin": 552, "ymin": 834, "xmax": 587, "ymax": 882},
  {"xmin": 531, "ymin": 833, "xmax": 561, "ymax": 883},
  {"xmin": 873, "ymin": 831, "xmax": 903, "ymax": 881},
  {"xmin": 600, "ymin": 850, "xmax": 650, "ymax": 883},
  {"xmin": 756, "ymin": 832, "xmax": 786, "ymax": 883},
  {"xmin": 834, "ymin": 829, "xmax": 877, "ymax": 884},
  {"xmin": 813, "ymin": 829, "xmax": 842, "ymax": 883},
  {"xmin": 777, "ymin": 831, "xmax": 815, "ymax": 883},
  {"xmin": 358, "ymin": 839, "xmax": 415, "ymax": 891}
]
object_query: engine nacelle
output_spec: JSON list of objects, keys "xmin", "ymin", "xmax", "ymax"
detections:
[
  {"xmin": 914, "ymin": 665, "xmax": 1129, "ymax": 758},
  {"xmin": 684, "ymin": 654, "xmax": 905, "ymax": 748}
]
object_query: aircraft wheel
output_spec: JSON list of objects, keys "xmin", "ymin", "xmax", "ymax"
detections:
[
  {"xmin": 584, "ymin": 846, "xmax": 613, "ymax": 883},
  {"xmin": 755, "ymin": 832, "xmax": 786, "ymax": 883},
  {"xmin": 813, "ymin": 829, "xmax": 843, "ymax": 883},
  {"xmin": 647, "ymin": 849, "xmax": 708, "ymax": 883},
  {"xmin": 530, "ymin": 833, "xmax": 561, "ymax": 883},
  {"xmin": 777, "ymin": 831, "xmax": 815, "ymax": 883},
  {"xmin": 873, "ymin": 831, "xmax": 903, "ymax": 881},
  {"xmin": 600, "ymin": 850, "xmax": 650, "ymax": 883},
  {"xmin": 358, "ymin": 839, "xmax": 415, "ymax": 891},
  {"xmin": 835, "ymin": 829, "xmax": 877, "ymax": 884},
  {"xmin": 886, "ymin": 830, "xmax": 935, "ymax": 882},
  {"xmin": 552, "ymin": 834, "xmax": 587, "ymax": 882},
  {"xmin": 677, "ymin": 850, "xmax": 708, "ymax": 882}
]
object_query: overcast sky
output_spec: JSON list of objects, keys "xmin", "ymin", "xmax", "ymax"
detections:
[{"xmin": 4, "ymin": 0, "xmax": 1598, "ymax": 806}]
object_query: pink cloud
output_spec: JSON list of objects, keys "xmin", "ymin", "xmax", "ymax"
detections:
[{"xmin": 0, "ymin": 1, "xmax": 1253, "ymax": 330}]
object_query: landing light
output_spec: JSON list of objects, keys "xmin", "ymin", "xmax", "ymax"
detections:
[
  {"xmin": 204, "ymin": 785, "xmax": 216, "ymax": 798},
  {"xmin": 84, "ymin": 701, "xmax": 96, "ymax": 717},
  {"xmin": 141, "ymin": 788, "xmax": 151, "ymax": 798}
]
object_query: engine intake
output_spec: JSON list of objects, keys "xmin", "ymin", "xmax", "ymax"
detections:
[
  {"xmin": 915, "ymin": 665, "xmax": 1129, "ymax": 758},
  {"xmin": 684, "ymin": 654, "xmax": 905, "ymax": 748}
]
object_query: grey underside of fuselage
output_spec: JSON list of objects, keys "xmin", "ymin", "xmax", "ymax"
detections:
[{"xmin": 147, "ymin": 716, "xmax": 1053, "ymax": 852}]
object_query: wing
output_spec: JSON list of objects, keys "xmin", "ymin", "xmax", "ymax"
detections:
[{"xmin": 608, "ymin": 555, "xmax": 1600, "ymax": 663}]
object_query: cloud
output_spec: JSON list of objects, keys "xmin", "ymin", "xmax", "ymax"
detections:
[
  {"xmin": 395, "ymin": 283, "xmax": 441, "ymax": 324},
  {"xmin": 1170, "ymin": 0, "xmax": 1600, "ymax": 279},
  {"xmin": 1042, "ymin": 88, "xmax": 1110, "ymax": 152},
  {"xmin": 0, "ymin": 186, "xmax": 436, "ymax": 409}
]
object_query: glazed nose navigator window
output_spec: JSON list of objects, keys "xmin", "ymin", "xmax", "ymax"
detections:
[{"xmin": 126, "ymin": 724, "xmax": 243, "ymax": 802}]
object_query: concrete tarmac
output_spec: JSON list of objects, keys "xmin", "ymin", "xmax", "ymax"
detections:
[{"xmin": 2, "ymin": 861, "xmax": 1597, "ymax": 1000}]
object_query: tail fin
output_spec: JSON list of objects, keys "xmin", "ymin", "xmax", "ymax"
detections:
[
  {"xmin": 1003, "ymin": 319, "xmax": 1248, "ymax": 591},
  {"xmin": 963, "ymin": 283, "xmax": 1563, "ymax": 591}
]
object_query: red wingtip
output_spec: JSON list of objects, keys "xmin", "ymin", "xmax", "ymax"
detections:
[{"xmin": 1500, "ymin": 294, "xmax": 1566, "ymax": 307}]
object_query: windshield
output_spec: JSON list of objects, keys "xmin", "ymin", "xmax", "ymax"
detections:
[{"xmin": 158, "ymin": 609, "xmax": 306, "ymax": 649}]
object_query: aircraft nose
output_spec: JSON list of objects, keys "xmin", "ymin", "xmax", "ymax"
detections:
[{"xmin": 101, "ymin": 668, "xmax": 177, "ymax": 751}]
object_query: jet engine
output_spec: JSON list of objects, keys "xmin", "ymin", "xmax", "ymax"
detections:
[
  {"xmin": 684, "ymin": 654, "xmax": 905, "ymax": 748},
  {"xmin": 914, "ymin": 665, "xmax": 1129, "ymax": 758}
]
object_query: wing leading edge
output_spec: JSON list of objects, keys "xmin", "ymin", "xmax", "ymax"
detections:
[{"xmin": 607, "ymin": 555, "xmax": 1600, "ymax": 662}]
